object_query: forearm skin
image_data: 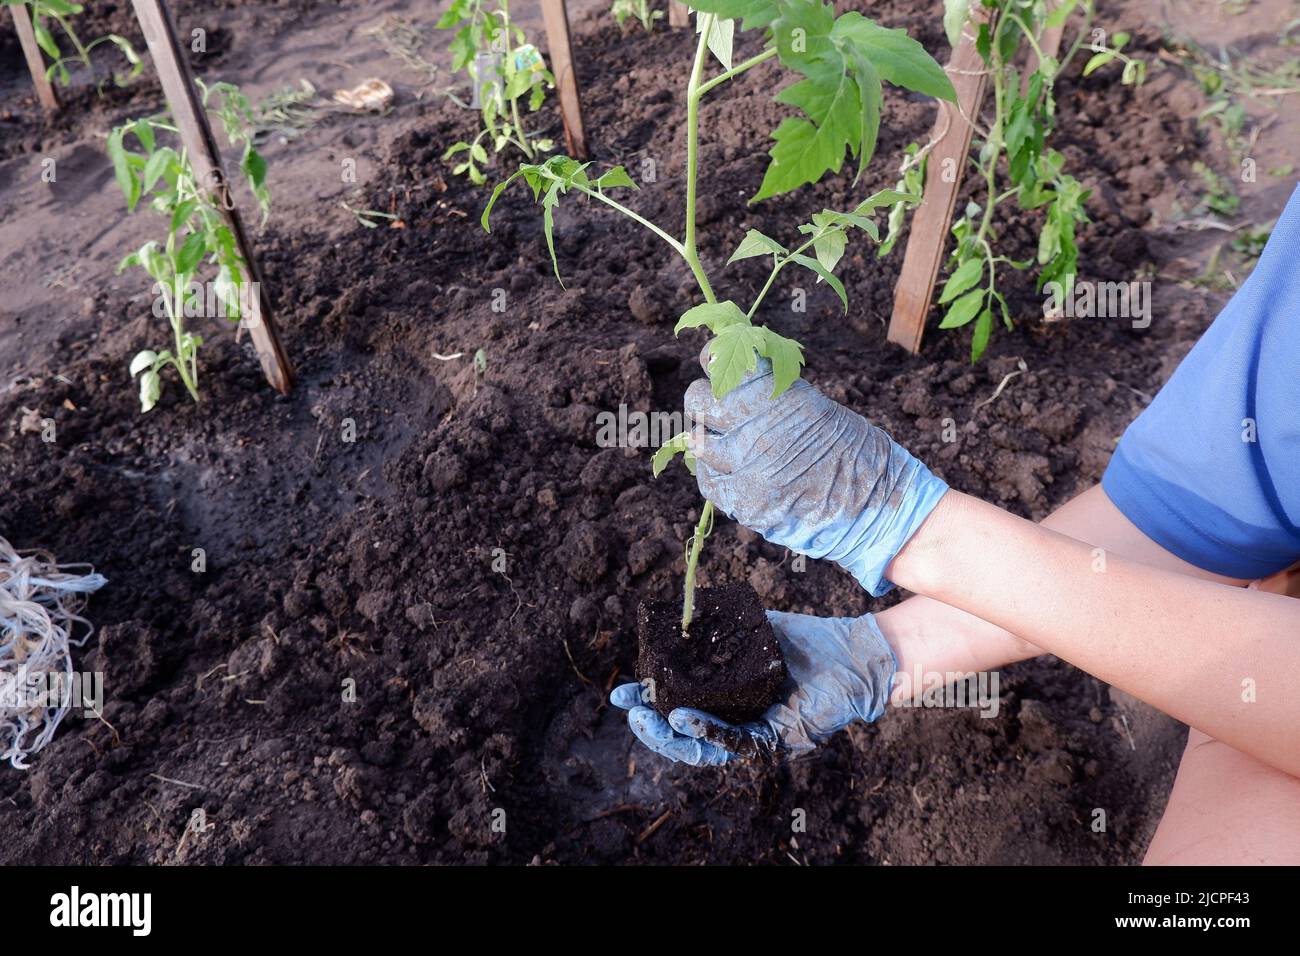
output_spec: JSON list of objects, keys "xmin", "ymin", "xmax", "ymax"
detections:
[{"xmin": 885, "ymin": 489, "xmax": 1300, "ymax": 777}]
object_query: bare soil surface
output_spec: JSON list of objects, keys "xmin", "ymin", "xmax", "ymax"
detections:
[{"xmin": 0, "ymin": 0, "xmax": 1294, "ymax": 863}]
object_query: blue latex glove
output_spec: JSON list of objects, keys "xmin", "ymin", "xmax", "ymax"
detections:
[
  {"xmin": 685, "ymin": 353, "xmax": 948, "ymax": 596},
  {"xmin": 610, "ymin": 609, "xmax": 897, "ymax": 766}
]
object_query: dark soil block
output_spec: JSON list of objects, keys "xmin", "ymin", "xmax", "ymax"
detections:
[{"xmin": 636, "ymin": 582, "xmax": 788, "ymax": 724}]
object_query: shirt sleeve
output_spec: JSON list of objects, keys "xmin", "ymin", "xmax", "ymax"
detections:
[{"xmin": 1101, "ymin": 185, "xmax": 1300, "ymax": 580}]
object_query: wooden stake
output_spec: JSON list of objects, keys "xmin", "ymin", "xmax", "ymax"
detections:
[
  {"xmin": 10, "ymin": 3, "xmax": 60, "ymax": 114},
  {"xmin": 130, "ymin": 0, "xmax": 294, "ymax": 395},
  {"xmin": 669, "ymin": 2, "xmax": 691, "ymax": 28},
  {"xmin": 886, "ymin": 11, "xmax": 996, "ymax": 355},
  {"xmin": 540, "ymin": 0, "xmax": 588, "ymax": 160}
]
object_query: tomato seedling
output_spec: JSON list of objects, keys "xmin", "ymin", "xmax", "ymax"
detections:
[
  {"xmin": 936, "ymin": 0, "xmax": 1144, "ymax": 360},
  {"xmin": 438, "ymin": 0, "xmax": 556, "ymax": 184},
  {"xmin": 2, "ymin": 0, "xmax": 141, "ymax": 90},
  {"xmin": 108, "ymin": 81, "xmax": 270, "ymax": 412},
  {"xmin": 612, "ymin": 0, "xmax": 663, "ymax": 34},
  {"xmin": 483, "ymin": 1, "xmax": 954, "ymax": 631}
]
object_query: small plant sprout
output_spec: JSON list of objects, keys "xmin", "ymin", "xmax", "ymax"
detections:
[
  {"xmin": 108, "ymin": 80, "xmax": 271, "ymax": 412},
  {"xmin": 612, "ymin": 0, "xmax": 663, "ymax": 35},
  {"xmin": 2, "ymin": 0, "xmax": 141, "ymax": 89},
  {"xmin": 935, "ymin": 0, "xmax": 1145, "ymax": 361},
  {"xmin": 483, "ymin": 1, "xmax": 955, "ymax": 633},
  {"xmin": 438, "ymin": 0, "xmax": 556, "ymax": 185}
]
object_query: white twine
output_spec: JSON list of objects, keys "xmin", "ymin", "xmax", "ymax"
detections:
[{"xmin": 0, "ymin": 536, "xmax": 106, "ymax": 770}]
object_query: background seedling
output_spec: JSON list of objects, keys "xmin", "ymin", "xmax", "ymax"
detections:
[
  {"xmin": 438, "ymin": 0, "xmax": 556, "ymax": 184},
  {"xmin": 2, "ymin": 0, "xmax": 140, "ymax": 90},
  {"xmin": 483, "ymin": 0, "xmax": 954, "ymax": 631},
  {"xmin": 936, "ymin": 0, "xmax": 1144, "ymax": 361},
  {"xmin": 108, "ymin": 80, "xmax": 270, "ymax": 412},
  {"xmin": 612, "ymin": 0, "xmax": 663, "ymax": 34}
]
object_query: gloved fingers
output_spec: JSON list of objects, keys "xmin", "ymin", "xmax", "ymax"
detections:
[
  {"xmin": 669, "ymin": 708, "xmax": 779, "ymax": 761},
  {"xmin": 627, "ymin": 706, "xmax": 733, "ymax": 766},
  {"xmin": 685, "ymin": 368, "xmax": 780, "ymax": 434},
  {"xmin": 609, "ymin": 682, "xmax": 648, "ymax": 711},
  {"xmin": 687, "ymin": 427, "xmax": 748, "ymax": 476},
  {"xmin": 693, "ymin": 459, "xmax": 742, "ymax": 520}
]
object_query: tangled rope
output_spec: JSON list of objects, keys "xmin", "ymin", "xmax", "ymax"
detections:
[{"xmin": 0, "ymin": 536, "xmax": 106, "ymax": 770}]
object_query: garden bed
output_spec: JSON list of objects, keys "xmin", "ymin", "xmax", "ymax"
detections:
[{"xmin": 0, "ymin": 0, "xmax": 1278, "ymax": 863}]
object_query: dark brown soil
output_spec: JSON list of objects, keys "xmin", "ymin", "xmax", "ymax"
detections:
[
  {"xmin": 637, "ymin": 582, "xmax": 787, "ymax": 723},
  {"xmin": 0, "ymin": 0, "xmax": 1287, "ymax": 864}
]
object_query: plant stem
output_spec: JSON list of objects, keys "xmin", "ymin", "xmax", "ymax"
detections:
[
  {"xmin": 573, "ymin": 184, "xmax": 687, "ymax": 257},
  {"xmin": 695, "ymin": 46, "xmax": 778, "ymax": 97},
  {"xmin": 974, "ymin": 39, "xmax": 1007, "ymax": 249},
  {"xmin": 681, "ymin": 500, "xmax": 714, "ymax": 633},
  {"xmin": 500, "ymin": 0, "xmax": 534, "ymax": 160},
  {"xmin": 684, "ymin": 14, "xmax": 717, "ymax": 305},
  {"xmin": 164, "ymin": 286, "xmax": 200, "ymax": 403}
]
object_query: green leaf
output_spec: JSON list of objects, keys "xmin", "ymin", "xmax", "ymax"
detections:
[
  {"xmin": 125, "ymin": 120, "xmax": 152, "ymax": 156},
  {"xmin": 970, "ymin": 308, "xmax": 993, "ymax": 362},
  {"xmin": 753, "ymin": 6, "xmax": 952, "ymax": 201},
  {"xmin": 943, "ymin": 0, "xmax": 969, "ymax": 48},
  {"xmin": 753, "ymin": 325, "xmax": 805, "ymax": 396},
  {"xmin": 652, "ymin": 432, "xmax": 697, "ymax": 478},
  {"xmin": 170, "ymin": 199, "xmax": 198, "ymax": 235},
  {"xmin": 789, "ymin": 253, "xmax": 848, "ymax": 311},
  {"xmin": 831, "ymin": 14, "xmax": 957, "ymax": 101},
  {"xmin": 33, "ymin": 22, "xmax": 60, "ymax": 61},
  {"xmin": 175, "ymin": 232, "xmax": 207, "ymax": 276},
  {"xmin": 106, "ymin": 128, "xmax": 141, "ymax": 211},
  {"xmin": 1045, "ymin": 0, "xmax": 1079, "ymax": 30},
  {"xmin": 480, "ymin": 167, "xmax": 528, "ymax": 231},
  {"xmin": 1083, "ymin": 51, "xmax": 1117, "ymax": 77},
  {"xmin": 706, "ymin": 323, "xmax": 768, "ymax": 398},
  {"xmin": 687, "ymin": 0, "xmax": 780, "ymax": 30},
  {"xmin": 541, "ymin": 180, "xmax": 564, "ymax": 285},
  {"xmin": 698, "ymin": 14, "xmax": 734, "ymax": 70},
  {"xmin": 675, "ymin": 300, "xmax": 750, "ymax": 335},
  {"xmin": 107, "ymin": 35, "xmax": 143, "ymax": 84},
  {"xmin": 213, "ymin": 263, "xmax": 244, "ymax": 319},
  {"xmin": 595, "ymin": 165, "xmax": 638, "ymax": 191},
  {"xmin": 939, "ymin": 288, "xmax": 984, "ymax": 328},
  {"xmin": 241, "ymin": 147, "xmax": 268, "ymax": 189},
  {"xmin": 142, "ymin": 146, "xmax": 175, "ymax": 192},
  {"xmin": 938, "ymin": 257, "xmax": 984, "ymax": 304},
  {"xmin": 727, "ymin": 229, "xmax": 786, "ymax": 264}
]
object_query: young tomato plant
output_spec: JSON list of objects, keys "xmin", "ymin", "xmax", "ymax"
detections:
[
  {"xmin": 108, "ymin": 81, "xmax": 270, "ymax": 412},
  {"xmin": 612, "ymin": 0, "xmax": 663, "ymax": 35},
  {"xmin": 2, "ymin": 0, "xmax": 141, "ymax": 89},
  {"xmin": 438, "ymin": 0, "xmax": 555, "ymax": 185},
  {"xmin": 935, "ymin": 0, "xmax": 1144, "ymax": 360},
  {"xmin": 483, "ymin": 1, "xmax": 954, "ymax": 632}
]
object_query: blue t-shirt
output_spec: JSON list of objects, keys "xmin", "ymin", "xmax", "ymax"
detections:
[{"xmin": 1102, "ymin": 186, "xmax": 1300, "ymax": 580}]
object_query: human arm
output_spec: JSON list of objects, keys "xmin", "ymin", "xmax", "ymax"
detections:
[
  {"xmin": 875, "ymin": 482, "xmax": 1251, "ymax": 706},
  {"xmin": 886, "ymin": 488, "xmax": 1300, "ymax": 776}
]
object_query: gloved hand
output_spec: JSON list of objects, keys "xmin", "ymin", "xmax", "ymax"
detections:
[
  {"xmin": 685, "ymin": 352, "xmax": 948, "ymax": 596},
  {"xmin": 610, "ymin": 609, "xmax": 896, "ymax": 766}
]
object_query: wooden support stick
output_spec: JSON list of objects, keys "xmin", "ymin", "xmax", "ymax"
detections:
[
  {"xmin": 669, "ymin": 2, "xmax": 691, "ymax": 28},
  {"xmin": 886, "ymin": 12, "xmax": 996, "ymax": 355},
  {"xmin": 11, "ymin": 3, "xmax": 60, "ymax": 114},
  {"xmin": 540, "ymin": 0, "xmax": 588, "ymax": 160},
  {"xmin": 130, "ymin": 0, "xmax": 294, "ymax": 395}
]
